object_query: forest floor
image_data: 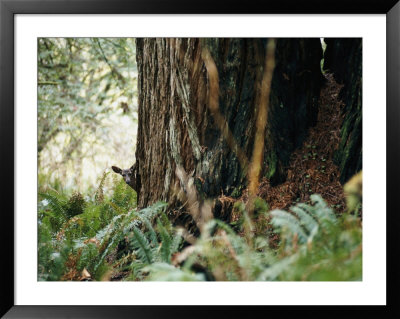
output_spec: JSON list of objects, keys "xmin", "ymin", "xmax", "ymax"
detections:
[{"xmin": 240, "ymin": 73, "xmax": 347, "ymax": 214}]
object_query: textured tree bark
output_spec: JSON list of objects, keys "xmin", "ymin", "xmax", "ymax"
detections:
[
  {"xmin": 324, "ymin": 38, "xmax": 362, "ymax": 184},
  {"xmin": 134, "ymin": 38, "xmax": 323, "ymax": 224}
]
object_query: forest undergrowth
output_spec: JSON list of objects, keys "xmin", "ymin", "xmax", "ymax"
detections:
[{"xmin": 38, "ymin": 74, "xmax": 362, "ymax": 282}]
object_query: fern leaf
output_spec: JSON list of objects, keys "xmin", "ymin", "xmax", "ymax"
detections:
[
  {"xmin": 291, "ymin": 205, "xmax": 319, "ymax": 238},
  {"xmin": 139, "ymin": 201, "xmax": 168, "ymax": 221},
  {"xmin": 270, "ymin": 210, "xmax": 308, "ymax": 243},
  {"xmin": 310, "ymin": 194, "xmax": 336, "ymax": 223},
  {"xmin": 170, "ymin": 229, "xmax": 183, "ymax": 254},
  {"xmin": 160, "ymin": 212, "xmax": 172, "ymax": 234},
  {"xmin": 95, "ymin": 171, "xmax": 109, "ymax": 203},
  {"xmin": 157, "ymin": 219, "xmax": 172, "ymax": 263},
  {"xmin": 256, "ymin": 254, "xmax": 298, "ymax": 281},
  {"xmin": 39, "ymin": 192, "xmax": 68, "ymax": 219},
  {"xmin": 141, "ymin": 217, "xmax": 158, "ymax": 247},
  {"xmin": 131, "ymin": 226, "xmax": 154, "ymax": 264}
]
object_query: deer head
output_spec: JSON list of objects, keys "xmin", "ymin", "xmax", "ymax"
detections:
[{"xmin": 112, "ymin": 163, "xmax": 136, "ymax": 190}]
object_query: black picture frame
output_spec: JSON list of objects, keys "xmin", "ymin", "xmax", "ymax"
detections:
[{"xmin": 1, "ymin": 0, "xmax": 399, "ymax": 318}]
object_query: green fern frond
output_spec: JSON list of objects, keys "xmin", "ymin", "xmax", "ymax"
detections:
[
  {"xmin": 139, "ymin": 201, "xmax": 168, "ymax": 220},
  {"xmin": 141, "ymin": 217, "xmax": 158, "ymax": 247},
  {"xmin": 309, "ymin": 194, "xmax": 337, "ymax": 224},
  {"xmin": 157, "ymin": 218, "xmax": 172, "ymax": 263},
  {"xmin": 170, "ymin": 229, "xmax": 183, "ymax": 253},
  {"xmin": 159, "ymin": 212, "xmax": 172, "ymax": 234},
  {"xmin": 95, "ymin": 171, "xmax": 109, "ymax": 203},
  {"xmin": 109, "ymin": 201, "xmax": 124, "ymax": 215},
  {"xmin": 270, "ymin": 210, "xmax": 309, "ymax": 243},
  {"xmin": 256, "ymin": 254, "xmax": 298, "ymax": 281},
  {"xmin": 290, "ymin": 205, "xmax": 319, "ymax": 238},
  {"xmin": 131, "ymin": 226, "xmax": 154, "ymax": 264},
  {"xmin": 39, "ymin": 191, "xmax": 68, "ymax": 220},
  {"xmin": 111, "ymin": 177, "xmax": 137, "ymax": 210}
]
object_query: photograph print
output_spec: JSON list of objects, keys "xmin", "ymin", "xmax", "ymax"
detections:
[{"xmin": 37, "ymin": 38, "xmax": 362, "ymax": 282}]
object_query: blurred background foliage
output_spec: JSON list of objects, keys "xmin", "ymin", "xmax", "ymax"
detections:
[{"xmin": 38, "ymin": 38, "xmax": 137, "ymax": 194}]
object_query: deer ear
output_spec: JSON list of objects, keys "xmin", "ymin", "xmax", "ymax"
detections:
[{"xmin": 111, "ymin": 166, "xmax": 122, "ymax": 174}]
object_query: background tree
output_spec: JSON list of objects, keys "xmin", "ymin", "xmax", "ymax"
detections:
[{"xmin": 38, "ymin": 38, "xmax": 137, "ymax": 191}]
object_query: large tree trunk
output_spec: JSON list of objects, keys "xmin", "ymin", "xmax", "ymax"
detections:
[
  {"xmin": 324, "ymin": 38, "xmax": 362, "ymax": 184},
  {"xmin": 134, "ymin": 38, "xmax": 323, "ymax": 225}
]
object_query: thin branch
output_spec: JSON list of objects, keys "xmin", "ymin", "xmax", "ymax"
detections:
[
  {"xmin": 38, "ymin": 81, "xmax": 60, "ymax": 85},
  {"xmin": 248, "ymin": 39, "xmax": 276, "ymax": 198}
]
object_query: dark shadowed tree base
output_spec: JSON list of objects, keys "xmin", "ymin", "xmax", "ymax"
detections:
[
  {"xmin": 265, "ymin": 39, "xmax": 325, "ymax": 185},
  {"xmin": 324, "ymin": 38, "xmax": 362, "ymax": 184}
]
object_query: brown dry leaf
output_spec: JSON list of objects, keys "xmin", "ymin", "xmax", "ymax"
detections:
[{"xmin": 80, "ymin": 268, "xmax": 91, "ymax": 281}]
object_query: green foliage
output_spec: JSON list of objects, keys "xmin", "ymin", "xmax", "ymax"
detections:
[
  {"xmin": 143, "ymin": 195, "xmax": 361, "ymax": 282},
  {"xmin": 65, "ymin": 192, "xmax": 86, "ymax": 218},
  {"xmin": 38, "ymin": 38, "xmax": 137, "ymax": 153},
  {"xmin": 124, "ymin": 209, "xmax": 183, "ymax": 280},
  {"xmin": 38, "ymin": 191, "xmax": 69, "ymax": 232},
  {"xmin": 38, "ymin": 172, "xmax": 138, "ymax": 281},
  {"xmin": 38, "ymin": 38, "xmax": 137, "ymax": 191},
  {"xmin": 111, "ymin": 177, "xmax": 137, "ymax": 209},
  {"xmin": 131, "ymin": 226, "xmax": 154, "ymax": 264},
  {"xmin": 38, "ymin": 222, "xmax": 70, "ymax": 281},
  {"xmin": 39, "ymin": 174, "xmax": 361, "ymax": 282},
  {"xmin": 263, "ymin": 194, "xmax": 362, "ymax": 280}
]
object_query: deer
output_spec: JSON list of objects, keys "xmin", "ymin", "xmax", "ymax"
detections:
[{"xmin": 111, "ymin": 162, "xmax": 137, "ymax": 190}]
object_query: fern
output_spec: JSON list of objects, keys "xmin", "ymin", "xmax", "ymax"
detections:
[
  {"xmin": 39, "ymin": 191, "xmax": 67, "ymax": 216},
  {"xmin": 77, "ymin": 243, "xmax": 99, "ymax": 272},
  {"xmin": 39, "ymin": 178, "xmax": 361, "ymax": 282},
  {"xmin": 268, "ymin": 194, "xmax": 362, "ymax": 280},
  {"xmin": 290, "ymin": 205, "xmax": 319, "ymax": 240},
  {"xmin": 141, "ymin": 217, "xmax": 158, "ymax": 246},
  {"xmin": 95, "ymin": 171, "xmax": 108, "ymax": 203},
  {"xmin": 156, "ymin": 218, "xmax": 172, "ymax": 263},
  {"xmin": 139, "ymin": 201, "xmax": 168, "ymax": 220},
  {"xmin": 256, "ymin": 254, "xmax": 298, "ymax": 281},
  {"xmin": 271, "ymin": 194, "xmax": 338, "ymax": 249},
  {"xmin": 38, "ymin": 222, "xmax": 69, "ymax": 281},
  {"xmin": 159, "ymin": 211, "xmax": 172, "ymax": 233},
  {"xmin": 111, "ymin": 176, "xmax": 137, "ymax": 209},
  {"xmin": 270, "ymin": 209, "xmax": 309, "ymax": 244},
  {"xmin": 170, "ymin": 228, "xmax": 183, "ymax": 253},
  {"xmin": 91, "ymin": 201, "xmax": 168, "ymax": 276},
  {"xmin": 131, "ymin": 226, "xmax": 154, "ymax": 264}
]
